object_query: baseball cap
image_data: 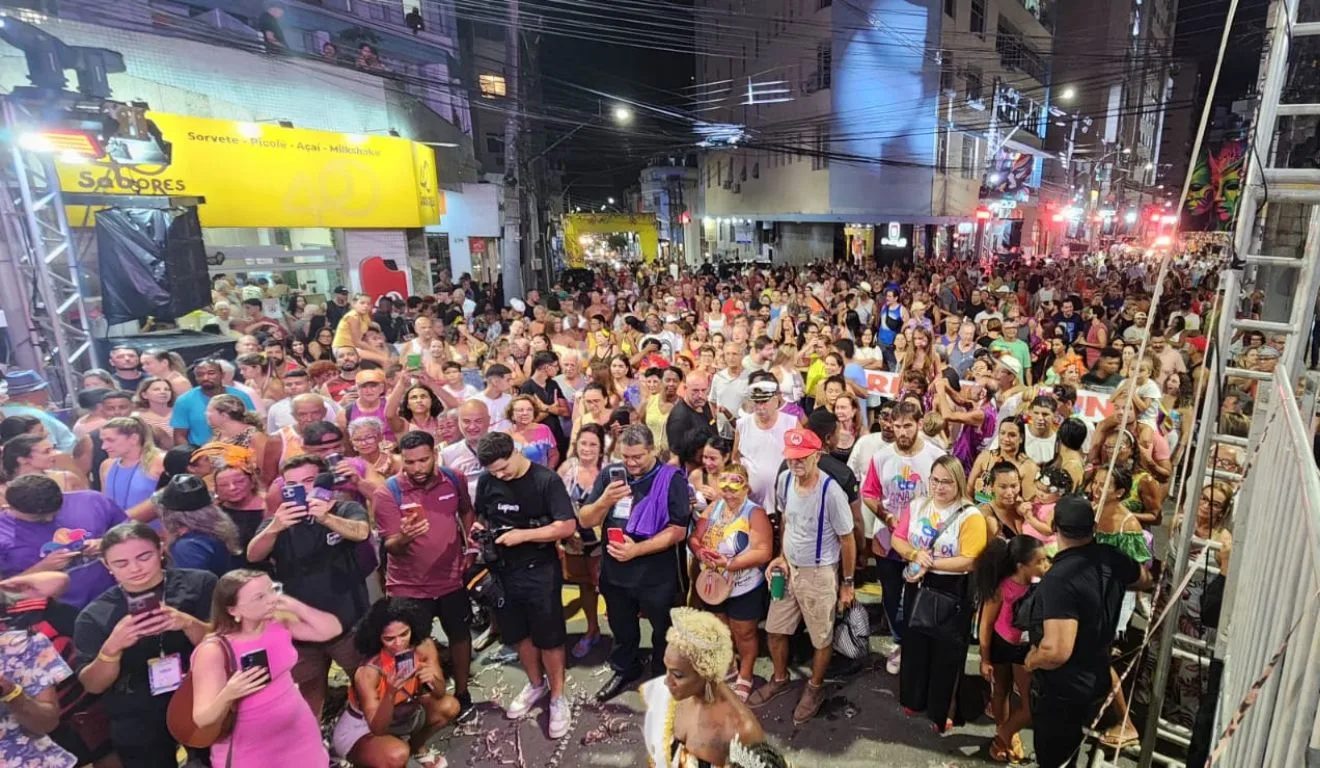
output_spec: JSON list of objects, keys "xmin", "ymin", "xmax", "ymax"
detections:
[
  {"xmin": 1054, "ymin": 494, "xmax": 1096, "ymax": 536},
  {"xmin": 995, "ymin": 354, "xmax": 1024, "ymax": 384},
  {"xmin": 783, "ymin": 428, "xmax": 823, "ymax": 459},
  {"xmin": 355, "ymin": 369, "xmax": 386, "ymax": 386},
  {"xmin": 333, "ymin": 286, "xmax": 349, "ymax": 295}
]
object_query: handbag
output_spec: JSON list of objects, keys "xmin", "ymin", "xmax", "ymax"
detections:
[
  {"xmin": 167, "ymin": 635, "xmax": 237, "ymax": 751},
  {"xmin": 905, "ymin": 501, "xmax": 971, "ymax": 641},
  {"xmin": 695, "ymin": 567, "xmax": 734, "ymax": 606}
]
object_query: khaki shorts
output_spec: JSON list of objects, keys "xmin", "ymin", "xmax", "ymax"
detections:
[{"xmin": 765, "ymin": 563, "xmax": 838, "ymax": 650}]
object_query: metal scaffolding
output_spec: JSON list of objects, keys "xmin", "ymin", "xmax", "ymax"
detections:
[{"xmin": 0, "ymin": 96, "xmax": 95, "ymax": 400}]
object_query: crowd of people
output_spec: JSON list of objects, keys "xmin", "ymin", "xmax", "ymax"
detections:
[{"xmin": 0, "ymin": 248, "xmax": 1247, "ymax": 767}]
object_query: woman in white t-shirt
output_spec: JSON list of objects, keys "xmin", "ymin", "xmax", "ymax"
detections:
[{"xmin": 890, "ymin": 455, "xmax": 988, "ymax": 734}]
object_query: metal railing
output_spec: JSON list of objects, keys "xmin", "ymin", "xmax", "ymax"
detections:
[{"xmin": 1211, "ymin": 369, "xmax": 1320, "ymax": 767}]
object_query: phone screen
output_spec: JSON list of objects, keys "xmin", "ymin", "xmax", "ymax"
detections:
[
  {"xmin": 240, "ymin": 649, "xmax": 270, "ymax": 671},
  {"xmin": 394, "ymin": 650, "xmax": 415, "ymax": 678},
  {"xmin": 281, "ymin": 484, "xmax": 307, "ymax": 507}
]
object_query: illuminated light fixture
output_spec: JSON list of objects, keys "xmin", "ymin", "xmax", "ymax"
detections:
[
  {"xmin": 578, "ymin": 235, "xmax": 593, "ymax": 245},
  {"xmin": 1121, "ymin": 147, "xmax": 1132, "ymax": 154},
  {"xmin": 974, "ymin": 208, "xmax": 992, "ymax": 220},
  {"xmin": 1124, "ymin": 211, "xmax": 1138, "ymax": 224},
  {"xmin": 1062, "ymin": 206, "xmax": 1082, "ymax": 219},
  {"xmin": 1153, "ymin": 235, "xmax": 1172, "ymax": 247},
  {"xmin": 1100, "ymin": 209, "xmax": 1117, "ymax": 218},
  {"xmin": 1051, "ymin": 213, "xmax": 1065, "ymax": 222},
  {"xmin": 1161, "ymin": 215, "xmax": 1178, "ymax": 224},
  {"xmin": 987, "ymin": 172, "xmax": 1002, "ymax": 184},
  {"xmin": 1145, "ymin": 162, "xmax": 1154, "ymax": 170},
  {"xmin": 956, "ymin": 222, "xmax": 974, "ymax": 233},
  {"xmin": 1060, "ymin": 86, "xmax": 1076, "ymax": 101},
  {"xmin": 57, "ymin": 150, "xmax": 90, "ymax": 165},
  {"xmin": 345, "ymin": 134, "xmax": 368, "ymax": 146},
  {"xmin": 1150, "ymin": 213, "xmax": 1162, "ymax": 222},
  {"xmin": 237, "ymin": 122, "xmax": 262, "ymax": 139},
  {"xmin": 613, "ymin": 106, "xmax": 633, "ymax": 124},
  {"xmin": 19, "ymin": 129, "xmax": 102, "ymax": 157},
  {"xmin": 702, "ymin": 217, "xmax": 714, "ymax": 224}
]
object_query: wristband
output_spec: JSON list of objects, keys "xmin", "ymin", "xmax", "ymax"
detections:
[
  {"xmin": 0, "ymin": 685, "xmax": 21, "ymax": 703},
  {"xmin": 97, "ymin": 651, "xmax": 122, "ymax": 664}
]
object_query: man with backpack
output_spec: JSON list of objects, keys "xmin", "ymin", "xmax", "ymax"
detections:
[{"xmin": 372, "ymin": 430, "xmax": 477, "ymax": 722}]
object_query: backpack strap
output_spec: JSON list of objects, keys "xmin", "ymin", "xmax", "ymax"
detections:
[{"xmin": 385, "ymin": 476, "xmax": 403, "ymax": 506}]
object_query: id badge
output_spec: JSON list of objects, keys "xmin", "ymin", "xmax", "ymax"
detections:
[
  {"xmin": 612, "ymin": 495, "xmax": 633, "ymax": 521},
  {"xmin": 148, "ymin": 653, "xmax": 184, "ymax": 696}
]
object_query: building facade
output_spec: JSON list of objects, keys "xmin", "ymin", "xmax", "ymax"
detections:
[
  {"xmin": 637, "ymin": 160, "xmax": 701, "ymax": 265},
  {"xmin": 694, "ymin": 0, "xmax": 1054, "ymax": 264}
]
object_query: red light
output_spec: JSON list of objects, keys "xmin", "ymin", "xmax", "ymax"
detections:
[
  {"xmin": 1051, "ymin": 213, "xmax": 1065, "ymax": 223},
  {"xmin": 678, "ymin": 211, "xmax": 691, "ymax": 225},
  {"xmin": 1150, "ymin": 213, "xmax": 1162, "ymax": 223},
  {"xmin": 975, "ymin": 208, "xmax": 992, "ymax": 220}
]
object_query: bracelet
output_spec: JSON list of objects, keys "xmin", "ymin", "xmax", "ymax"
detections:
[
  {"xmin": 97, "ymin": 651, "xmax": 122, "ymax": 664},
  {"xmin": 1, "ymin": 684, "xmax": 22, "ymax": 703}
]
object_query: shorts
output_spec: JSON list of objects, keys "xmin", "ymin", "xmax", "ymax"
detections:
[
  {"xmin": 293, "ymin": 631, "xmax": 362, "ymax": 688},
  {"xmin": 700, "ymin": 581, "xmax": 769, "ymax": 623},
  {"xmin": 423, "ymin": 588, "xmax": 472, "ymax": 644},
  {"xmin": 332, "ymin": 707, "xmax": 424, "ymax": 757},
  {"xmin": 765, "ymin": 564, "xmax": 838, "ymax": 650},
  {"xmin": 493, "ymin": 558, "xmax": 567, "ymax": 650},
  {"xmin": 988, "ymin": 631, "xmax": 1029, "ymax": 666}
]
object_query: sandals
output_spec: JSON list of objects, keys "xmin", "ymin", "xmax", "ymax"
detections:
[
  {"xmin": 733, "ymin": 677, "xmax": 753, "ymax": 703},
  {"xmin": 1100, "ymin": 724, "xmax": 1140, "ymax": 749},
  {"xmin": 989, "ymin": 734, "xmax": 1027, "ymax": 763}
]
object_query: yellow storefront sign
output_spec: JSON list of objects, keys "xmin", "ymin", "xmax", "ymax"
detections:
[
  {"xmin": 562, "ymin": 213, "xmax": 658, "ymax": 268},
  {"xmin": 57, "ymin": 112, "xmax": 443, "ymax": 228}
]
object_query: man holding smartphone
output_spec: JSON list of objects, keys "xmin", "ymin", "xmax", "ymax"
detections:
[
  {"xmin": 473, "ymin": 432, "xmax": 576, "ymax": 738},
  {"xmin": 246, "ymin": 454, "xmax": 370, "ymax": 719},
  {"xmin": 578, "ymin": 425, "xmax": 691, "ymax": 702},
  {"xmin": 373, "ymin": 430, "xmax": 477, "ymax": 722}
]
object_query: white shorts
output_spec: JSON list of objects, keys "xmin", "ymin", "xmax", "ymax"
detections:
[{"xmin": 332, "ymin": 709, "xmax": 372, "ymax": 758}]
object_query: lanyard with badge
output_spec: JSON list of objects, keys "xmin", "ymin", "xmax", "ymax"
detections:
[{"xmin": 139, "ymin": 578, "xmax": 183, "ymax": 696}]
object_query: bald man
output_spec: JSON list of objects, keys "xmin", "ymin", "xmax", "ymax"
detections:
[
  {"xmin": 665, "ymin": 371, "xmax": 717, "ymax": 459},
  {"xmin": 439, "ymin": 399, "xmax": 491, "ymax": 499}
]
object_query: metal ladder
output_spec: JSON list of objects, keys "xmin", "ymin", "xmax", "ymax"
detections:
[{"xmin": 1136, "ymin": 0, "xmax": 1320, "ymax": 765}]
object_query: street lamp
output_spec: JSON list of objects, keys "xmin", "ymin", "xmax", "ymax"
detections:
[
  {"xmin": 607, "ymin": 197, "xmax": 616, "ymax": 205},
  {"xmin": 612, "ymin": 105, "xmax": 633, "ymax": 124},
  {"xmin": 1060, "ymin": 86, "xmax": 1076, "ymax": 101}
]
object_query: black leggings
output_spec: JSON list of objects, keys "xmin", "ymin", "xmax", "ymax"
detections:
[{"xmin": 876, "ymin": 556, "xmax": 907, "ymax": 644}]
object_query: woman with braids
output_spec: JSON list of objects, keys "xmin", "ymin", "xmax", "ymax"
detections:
[
  {"xmin": 332, "ymin": 597, "xmax": 461, "ymax": 767},
  {"xmin": 205, "ymin": 394, "xmax": 270, "ymax": 482},
  {"xmin": 974, "ymin": 535, "xmax": 1049, "ymax": 763},
  {"xmin": 641, "ymin": 607, "xmax": 765, "ymax": 767},
  {"xmin": 98, "ymin": 416, "xmax": 165, "ymax": 522}
]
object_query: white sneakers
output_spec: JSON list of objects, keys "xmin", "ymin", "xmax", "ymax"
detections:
[
  {"xmin": 548, "ymin": 695, "xmax": 572, "ymax": 739},
  {"xmin": 886, "ymin": 647, "xmax": 902, "ymax": 675},
  {"xmin": 505, "ymin": 679, "xmax": 548, "ymax": 720},
  {"xmin": 505, "ymin": 677, "xmax": 572, "ymax": 739}
]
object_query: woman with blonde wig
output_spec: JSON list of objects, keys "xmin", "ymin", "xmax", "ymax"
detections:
[{"xmin": 642, "ymin": 608, "xmax": 766, "ymax": 767}]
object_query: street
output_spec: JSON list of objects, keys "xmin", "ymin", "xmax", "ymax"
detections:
[{"xmin": 399, "ymin": 585, "xmax": 1026, "ymax": 768}]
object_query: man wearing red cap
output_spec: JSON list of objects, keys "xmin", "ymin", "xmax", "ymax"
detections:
[{"xmin": 746, "ymin": 428, "xmax": 856, "ymax": 724}]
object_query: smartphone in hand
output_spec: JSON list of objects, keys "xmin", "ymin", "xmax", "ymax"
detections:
[
  {"xmin": 126, "ymin": 591, "xmax": 162, "ymax": 617},
  {"xmin": 240, "ymin": 649, "xmax": 270, "ymax": 672}
]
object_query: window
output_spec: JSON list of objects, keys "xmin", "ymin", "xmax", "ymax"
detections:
[
  {"xmin": 970, "ymin": 0, "xmax": 985, "ymax": 36},
  {"xmin": 485, "ymin": 133, "xmax": 505, "ymax": 155},
  {"xmin": 653, "ymin": 193, "xmax": 662, "ymax": 208},
  {"xmin": 939, "ymin": 54, "xmax": 955, "ymax": 92},
  {"xmin": 960, "ymin": 136, "xmax": 978, "ymax": 179},
  {"xmin": 816, "ymin": 41, "xmax": 832, "ymax": 90},
  {"xmin": 479, "ymin": 73, "xmax": 507, "ymax": 97},
  {"xmin": 964, "ymin": 65, "xmax": 983, "ymax": 103},
  {"xmin": 812, "ymin": 125, "xmax": 831, "ymax": 170},
  {"xmin": 740, "ymin": 161, "xmax": 747, "ymax": 181},
  {"xmin": 996, "ymin": 19, "xmax": 1047, "ymax": 82},
  {"xmin": 945, "ymin": 0, "xmax": 955, "ymax": 17}
]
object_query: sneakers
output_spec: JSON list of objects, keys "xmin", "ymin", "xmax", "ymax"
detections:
[
  {"xmin": 455, "ymin": 690, "xmax": 477, "ymax": 724},
  {"xmin": 886, "ymin": 647, "xmax": 902, "ymax": 675},
  {"xmin": 548, "ymin": 696, "xmax": 572, "ymax": 739},
  {"xmin": 793, "ymin": 681, "xmax": 826, "ymax": 724},
  {"xmin": 505, "ymin": 679, "xmax": 548, "ymax": 720}
]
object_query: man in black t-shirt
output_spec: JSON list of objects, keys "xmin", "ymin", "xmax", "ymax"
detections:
[
  {"xmin": 1024, "ymin": 495, "xmax": 1151, "ymax": 768},
  {"xmin": 519, "ymin": 350, "xmax": 569, "ymax": 455},
  {"xmin": 666, "ymin": 372, "xmax": 717, "ymax": 454},
  {"xmin": 579, "ymin": 425, "xmax": 691, "ymax": 702},
  {"xmin": 246, "ymin": 454, "xmax": 371, "ymax": 720},
  {"xmin": 474, "ymin": 432, "xmax": 577, "ymax": 739}
]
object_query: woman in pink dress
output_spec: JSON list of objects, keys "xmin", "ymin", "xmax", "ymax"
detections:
[{"xmin": 190, "ymin": 569, "xmax": 344, "ymax": 767}]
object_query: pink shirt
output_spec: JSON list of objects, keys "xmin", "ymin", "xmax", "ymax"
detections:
[{"xmin": 994, "ymin": 577, "xmax": 1029, "ymax": 644}]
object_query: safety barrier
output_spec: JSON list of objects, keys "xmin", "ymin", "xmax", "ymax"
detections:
[{"xmin": 1210, "ymin": 370, "xmax": 1320, "ymax": 767}]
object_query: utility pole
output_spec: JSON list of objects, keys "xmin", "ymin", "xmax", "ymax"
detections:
[{"xmin": 500, "ymin": 0, "xmax": 525, "ymax": 303}]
